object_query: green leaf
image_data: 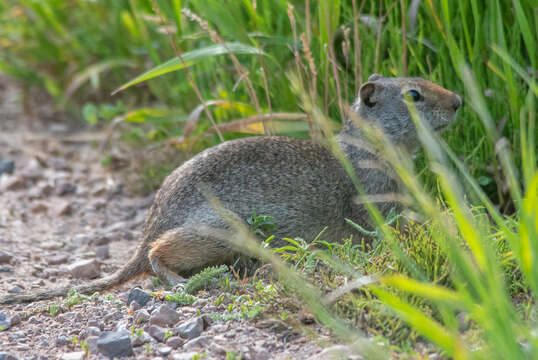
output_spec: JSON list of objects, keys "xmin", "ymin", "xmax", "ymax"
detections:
[
  {"xmin": 113, "ymin": 42, "xmax": 266, "ymax": 94},
  {"xmin": 82, "ymin": 103, "xmax": 99, "ymax": 125},
  {"xmin": 372, "ymin": 287, "xmax": 464, "ymax": 357}
]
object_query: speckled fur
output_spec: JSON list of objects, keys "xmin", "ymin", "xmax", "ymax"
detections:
[{"xmin": 0, "ymin": 74, "xmax": 461, "ymax": 304}]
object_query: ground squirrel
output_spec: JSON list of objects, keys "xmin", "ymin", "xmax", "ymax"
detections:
[{"xmin": 0, "ymin": 74, "xmax": 461, "ymax": 304}]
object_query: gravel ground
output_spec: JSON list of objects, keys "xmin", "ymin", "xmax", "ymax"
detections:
[{"xmin": 0, "ymin": 77, "xmax": 349, "ymax": 359}]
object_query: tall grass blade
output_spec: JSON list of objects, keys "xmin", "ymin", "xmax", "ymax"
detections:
[{"xmin": 113, "ymin": 43, "xmax": 266, "ymax": 94}]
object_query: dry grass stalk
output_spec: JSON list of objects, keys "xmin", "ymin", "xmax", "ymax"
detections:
[
  {"xmin": 287, "ymin": 4, "xmax": 303, "ymax": 83},
  {"xmin": 300, "ymin": 33, "xmax": 317, "ymax": 98},
  {"xmin": 400, "ymin": 0, "xmax": 408, "ymax": 76},
  {"xmin": 324, "ymin": 4, "xmax": 345, "ymax": 123},
  {"xmin": 374, "ymin": 0, "xmax": 384, "ymax": 73},
  {"xmin": 352, "ymin": 0, "xmax": 367, "ymax": 92},
  {"xmin": 182, "ymin": 8, "xmax": 264, "ymax": 128},
  {"xmin": 150, "ymin": 1, "xmax": 224, "ymax": 142},
  {"xmin": 305, "ymin": 0, "xmax": 311, "ymax": 45},
  {"xmin": 341, "ymin": 25, "xmax": 351, "ymax": 104}
]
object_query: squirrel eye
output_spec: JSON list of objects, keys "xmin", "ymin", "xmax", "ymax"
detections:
[{"xmin": 405, "ymin": 89, "xmax": 423, "ymax": 102}]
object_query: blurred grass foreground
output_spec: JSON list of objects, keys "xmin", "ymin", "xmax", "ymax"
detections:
[{"xmin": 1, "ymin": 0, "xmax": 537, "ymax": 359}]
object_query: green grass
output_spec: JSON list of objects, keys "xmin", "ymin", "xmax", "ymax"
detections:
[{"xmin": 1, "ymin": 1, "xmax": 536, "ymax": 359}]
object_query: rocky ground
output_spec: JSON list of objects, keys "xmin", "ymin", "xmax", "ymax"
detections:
[{"xmin": 0, "ymin": 78, "xmax": 347, "ymax": 359}]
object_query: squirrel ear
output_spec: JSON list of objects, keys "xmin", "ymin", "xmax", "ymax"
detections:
[
  {"xmin": 359, "ymin": 82, "xmax": 378, "ymax": 108},
  {"xmin": 367, "ymin": 73, "xmax": 383, "ymax": 82}
]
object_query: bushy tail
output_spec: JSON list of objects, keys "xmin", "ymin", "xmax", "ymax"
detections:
[{"xmin": 0, "ymin": 245, "xmax": 150, "ymax": 305}]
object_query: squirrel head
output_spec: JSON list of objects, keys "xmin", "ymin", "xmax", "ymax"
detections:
[{"xmin": 350, "ymin": 74, "xmax": 462, "ymax": 149}]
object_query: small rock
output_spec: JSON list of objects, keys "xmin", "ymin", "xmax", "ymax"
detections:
[
  {"xmin": 87, "ymin": 326, "xmax": 101, "ymax": 337},
  {"xmin": 97, "ymin": 331, "xmax": 134, "ymax": 358},
  {"xmin": 9, "ymin": 313, "xmax": 21, "ymax": 326},
  {"xmin": 55, "ymin": 181, "xmax": 76, "ymax": 196},
  {"xmin": 95, "ymin": 245, "xmax": 109, "ymax": 260},
  {"xmin": 103, "ymin": 310, "xmax": 123, "ymax": 322},
  {"xmin": 7, "ymin": 286, "xmax": 22, "ymax": 294},
  {"xmin": 50, "ymin": 157, "xmax": 71, "ymax": 171},
  {"xmin": 250, "ymin": 346, "xmax": 271, "ymax": 360},
  {"xmin": 173, "ymin": 352, "xmax": 200, "ymax": 360},
  {"xmin": 0, "ymin": 175, "xmax": 25, "ymax": 191},
  {"xmin": 0, "ymin": 159, "xmax": 15, "ymax": 175},
  {"xmin": 88, "ymin": 320, "xmax": 102, "ymax": 330},
  {"xmin": 31, "ymin": 202, "xmax": 48, "ymax": 213},
  {"xmin": 128, "ymin": 288, "xmax": 152, "ymax": 308},
  {"xmin": 149, "ymin": 304, "xmax": 180, "ymax": 327},
  {"xmin": 115, "ymin": 319, "xmax": 130, "ymax": 332},
  {"xmin": 165, "ymin": 336, "xmax": 183, "ymax": 349},
  {"xmin": 134, "ymin": 309, "xmax": 150, "ymax": 324},
  {"xmin": 0, "ymin": 251, "xmax": 13, "ymax": 264},
  {"xmin": 157, "ymin": 346, "xmax": 172, "ymax": 356},
  {"xmin": 147, "ymin": 325, "xmax": 167, "ymax": 343},
  {"xmin": 182, "ymin": 335, "xmax": 211, "ymax": 351},
  {"xmin": 0, "ymin": 265, "xmax": 13, "ymax": 273},
  {"xmin": 28, "ymin": 315, "xmax": 40, "ymax": 324},
  {"xmin": 54, "ymin": 200, "xmax": 72, "ymax": 216},
  {"xmin": 71, "ymin": 234, "xmax": 92, "ymax": 247},
  {"xmin": 0, "ymin": 353, "xmax": 18, "ymax": 360},
  {"xmin": 56, "ymin": 335, "xmax": 71, "ymax": 346},
  {"xmin": 67, "ymin": 259, "xmax": 100, "ymax": 279},
  {"xmin": 176, "ymin": 317, "xmax": 204, "ymax": 340},
  {"xmin": 60, "ymin": 352, "xmax": 85, "ymax": 360},
  {"xmin": 0, "ymin": 312, "xmax": 11, "ymax": 331},
  {"xmin": 131, "ymin": 332, "xmax": 153, "ymax": 347},
  {"xmin": 47, "ymin": 253, "xmax": 69, "ymax": 265},
  {"xmin": 41, "ymin": 241, "xmax": 64, "ymax": 250}
]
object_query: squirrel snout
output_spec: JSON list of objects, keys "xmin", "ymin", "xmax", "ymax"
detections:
[{"xmin": 452, "ymin": 94, "xmax": 463, "ymax": 111}]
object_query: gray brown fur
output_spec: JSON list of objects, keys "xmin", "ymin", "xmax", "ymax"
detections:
[{"xmin": 0, "ymin": 74, "xmax": 461, "ymax": 304}]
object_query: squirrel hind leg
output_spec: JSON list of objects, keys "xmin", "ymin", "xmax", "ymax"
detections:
[{"xmin": 148, "ymin": 226, "xmax": 235, "ymax": 285}]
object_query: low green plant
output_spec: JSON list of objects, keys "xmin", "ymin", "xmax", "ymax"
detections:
[
  {"xmin": 164, "ymin": 292, "xmax": 197, "ymax": 306},
  {"xmin": 247, "ymin": 211, "xmax": 277, "ymax": 238},
  {"xmin": 63, "ymin": 289, "xmax": 91, "ymax": 308},
  {"xmin": 225, "ymin": 351, "xmax": 242, "ymax": 360},
  {"xmin": 48, "ymin": 305, "xmax": 60, "ymax": 316},
  {"xmin": 184, "ymin": 265, "xmax": 229, "ymax": 294}
]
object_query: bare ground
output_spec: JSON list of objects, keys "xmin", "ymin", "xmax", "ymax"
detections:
[{"xmin": 0, "ymin": 77, "xmax": 341, "ymax": 359}]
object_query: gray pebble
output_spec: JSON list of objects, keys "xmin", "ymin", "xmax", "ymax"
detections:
[
  {"xmin": 147, "ymin": 325, "xmax": 167, "ymax": 343},
  {"xmin": 0, "ymin": 159, "xmax": 15, "ymax": 175},
  {"xmin": 172, "ymin": 353, "xmax": 200, "ymax": 360},
  {"xmin": 87, "ymin": 326, "xmax": 101, "ymax": 336},
  {"xmin": 0, "ymin": 312, "xmax": 11, "ymax": 331},
  {"xmin": 165, "ymin": 336, "xmax": 183, "ymax": 349},
  {"xmin": 0, "ymin": 251, "xmax": 13, "ymax": 264},
  {"xmin": 67, "ymin": 259, "xmax": 100, "ymax": 279},
  {"xmin": 0, "ymin": 352, "xmax": 18, "ymax": 360},
  {"xmin": 149, "ymin": 304, "xmax": 180, "ymax": 328},
  {"xmin": 7, "ymin": 286, "xmax": 22, "ymax": 294},
  {"xmin": 60, "ymin": 352, "xmax": 85, "ymax": 360},
  {"xmin": 131, "ymin": 332, "xmax": 153, "ymax": 347},
  {"xmin": 182, "ymin": 335, "xmax": 211, "ymax": 351},
  {"xmin": 96, "ymin": 330, "xmax": 134, "ymax": 357},
  {"xmin": 176, "ymin": 317, "xmax": 204, "ymax": 340},
  {"xmin": 157, "ymin": 346, "xmax": 172, "ymax": 356},
  {"xmin": 56, "ymin": 335, "xmax": 71, "ymax": 346},
  {"xmin": 95, "ymin": 245, "xmax": 109, "ymax": 260},
  {"xmin": 134, "ymin": 309, "xmax": 150, "ymax": 325},
  {"xmin": 128, "ymin": 288, "xmax": 152, "ymax": 308}
]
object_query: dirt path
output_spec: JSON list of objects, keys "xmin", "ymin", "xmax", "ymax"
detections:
[{"xmin": 0, "ymin": 78, "xmax": 339, "ymax": 359}]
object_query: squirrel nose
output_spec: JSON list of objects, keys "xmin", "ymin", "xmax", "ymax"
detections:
[{"xmin": 453, "ymin": 94, "xmax": 463, "ymax": 111}]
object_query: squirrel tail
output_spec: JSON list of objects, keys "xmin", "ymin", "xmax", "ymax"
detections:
[{"xmin": 0, "ymin": 244, "xmax": 150, "ymax": 305}]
